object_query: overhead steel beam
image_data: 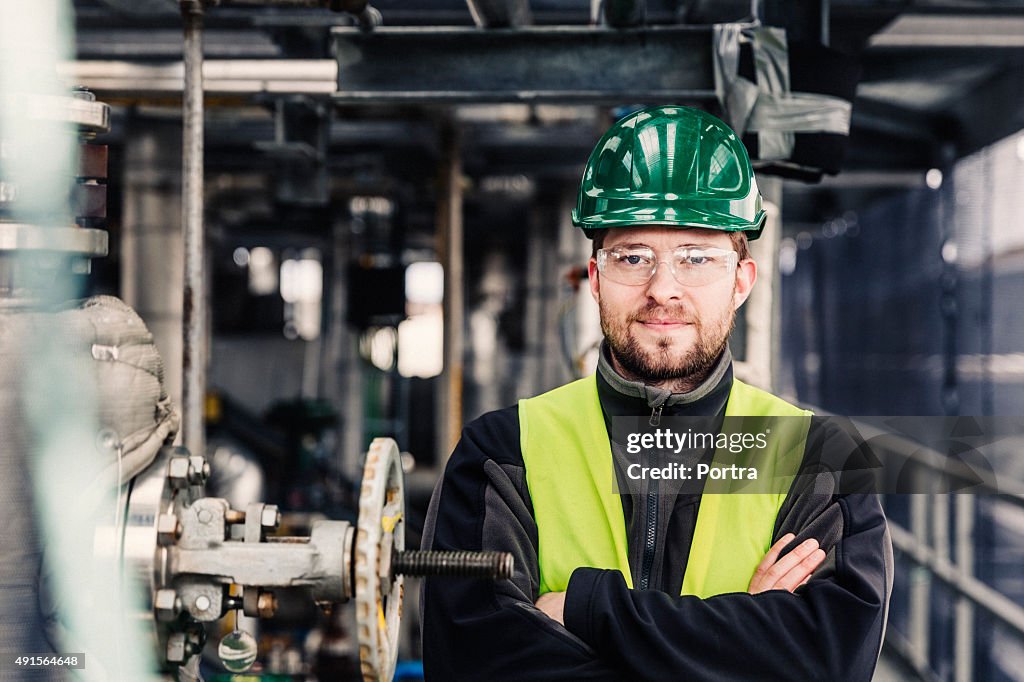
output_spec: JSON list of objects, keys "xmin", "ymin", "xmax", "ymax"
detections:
[
  {"xmin": 869, "ymin": 14, "xmax": 1024, "ymax": 49},
  {"xmin": 332, "ymin": 26, "xmax": 715, "ymax": 103},
  {"xmin": 851, "ymin": 95, "xmax": 941, "ymax": 144},
  {"xmin": 945, "ymin": 56, "xmax": 1024, "ymax": 160}
]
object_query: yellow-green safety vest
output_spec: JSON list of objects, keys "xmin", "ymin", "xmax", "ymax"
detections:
[{"xmin": 519, "ymin": 374, "xmax": 811, "ymax": 598}]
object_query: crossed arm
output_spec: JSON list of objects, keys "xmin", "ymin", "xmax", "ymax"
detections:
[{"xmin": 536, "ymin": 532, "xmax": 828, "ymax": 624}]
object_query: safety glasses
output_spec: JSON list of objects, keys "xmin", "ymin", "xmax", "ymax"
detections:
[{"xmin": 596, "ymin": 246, "xmax": 739, "ymax": 287}]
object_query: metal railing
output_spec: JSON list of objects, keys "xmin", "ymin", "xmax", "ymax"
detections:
[{"xmin": 855, "ymin": 419, "xmax": 1024, "ymax": 681}]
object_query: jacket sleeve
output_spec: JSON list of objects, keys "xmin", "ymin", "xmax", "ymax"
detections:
[
  {"xmin": 420, "ymin": 407, "xmax": 622, "ymax": 681},
  {"xmin": 562, "ymin": 421, "xmax": 894, "ymax": 682}
]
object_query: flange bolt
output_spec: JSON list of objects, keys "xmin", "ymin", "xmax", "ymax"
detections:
[{"xmin": 391, "ymin": 550, "xmax": 513, "ymax": 580}]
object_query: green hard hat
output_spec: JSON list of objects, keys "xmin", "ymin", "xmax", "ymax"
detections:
[{"xmin": 572, "ymin": 105, "xmax": 766, "ymax": 240}]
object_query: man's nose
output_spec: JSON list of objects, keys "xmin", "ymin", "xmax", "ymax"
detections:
[{"xmin": 644, "ymin": 261, "xmax": 683, "ymax": 303}]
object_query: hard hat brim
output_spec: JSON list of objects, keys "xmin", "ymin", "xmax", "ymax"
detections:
[{"xmin": 573, "ymin": 207, "xmax": 766, "ymax": 241}]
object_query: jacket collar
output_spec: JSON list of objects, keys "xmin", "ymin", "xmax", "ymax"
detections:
[{"xmin": 595, "ymin": 341, "xmax": 733, "ymax": 418}]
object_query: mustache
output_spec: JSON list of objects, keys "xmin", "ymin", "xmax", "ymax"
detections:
[{"xmin": 627, "ymin": 302, "xmax": 695, "ymax": 325}]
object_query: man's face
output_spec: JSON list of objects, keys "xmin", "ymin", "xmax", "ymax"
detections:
[{"xmin": 588, "ymin": 227, "xmax": 756, "ymax": 384}]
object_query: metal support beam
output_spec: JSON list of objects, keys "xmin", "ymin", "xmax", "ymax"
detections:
[
  {"xmin": 332, "ymin": 26, "xmax": 715, "ymax": 103},
  {"xmin": 736, "ymin": 176, "xmax": 780, "ymax": 392},
  {"xmin": 437, "ymin": 121, "xmax": 464, "ymax": 463},
  {"xmin": 182, "ymin": 2, "xmax": 207, "ymax": 459}
]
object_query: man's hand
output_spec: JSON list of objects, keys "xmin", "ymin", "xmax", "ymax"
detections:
[
  {"xmin": 536, "ymin": 591, "xmax": 566, "ymax": 625},
  {"xmin": 748, "ymin": 533, "xmax": 826, "ymax": 594}
]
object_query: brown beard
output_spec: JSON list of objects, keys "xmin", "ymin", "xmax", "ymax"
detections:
[{"xmin": 600, "ymin": 298, "xmax": 735, "ymax": 386}]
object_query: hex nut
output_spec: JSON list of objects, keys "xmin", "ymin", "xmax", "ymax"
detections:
[
  {"xmin": 168, "ymin": 456, "xmax": 190, "ymax": 490},
  {"xmin": 187, "ymin": 455, "xmax": 209, "ymax": 485},
  {"xmin": 155, "ymin": 589, "xmax": 180, "ymax": 622},
  {"xmin": 157, "ymin": 513, "xmax": 180, "ymax": 546},
  {"xmin": 257, "ymin": 591, "xmax": 278, "ymax": 618},
  {"xmin": 166, "ymin": 632, "xmax": 186, "ymax": 663},
  {"xmin": 260, "ymin": 505, "xmax": 280, "ymax": 531}
]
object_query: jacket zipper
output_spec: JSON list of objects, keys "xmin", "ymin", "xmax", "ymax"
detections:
[
  {"xmin": 638, "ymin": 489, "xmax": 658, "ymax": 590},
  {"xmin": 649, "ymin": 404, "xmax": 663, "ymax": 426},
  {"xmin": 639, "ymin": 401, "xmax": 665, "ymax": 589}
]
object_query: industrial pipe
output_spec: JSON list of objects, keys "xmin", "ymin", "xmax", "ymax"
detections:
[{"xmin": 181, "ymin": 1, "xmax": 206, "ymax": 461}]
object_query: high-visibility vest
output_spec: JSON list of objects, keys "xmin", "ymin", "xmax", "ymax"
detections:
[{"xmin": 519, "ymin": 374, "xmax": 811, "ymax": 598}]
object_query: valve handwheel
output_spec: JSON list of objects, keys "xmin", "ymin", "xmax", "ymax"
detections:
[{"xmin": 355, "ymin": 437, "xmax": 405, "ymax": 682}]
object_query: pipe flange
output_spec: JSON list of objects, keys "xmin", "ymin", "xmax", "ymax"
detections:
[
  {"xmin": 354, "ymin": 437, "xmax": 404, "ymax": 682},
  {"xmin": 121, "ymin": 446, "xmax": 207, "ymax": 667},
  {"xmin": 0, "ymin": 223, "xmax": 107, "ymax": 257},
  {"xmin": 2, "ymin": 93, "xmax": 111, "ymax": 135}
]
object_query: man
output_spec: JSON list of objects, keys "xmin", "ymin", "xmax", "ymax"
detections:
[{"xmin": 421, "ymin": 106, "xmax": 892, "ymax": 680}]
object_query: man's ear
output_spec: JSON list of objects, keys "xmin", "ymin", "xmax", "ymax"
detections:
[
  {"xmin": 588, "ymin": 258, "xmax": 601, "ymax": 304},
  {"xmin": 733, "ymin": 259, "xmax": 757, "ymax": 309}
]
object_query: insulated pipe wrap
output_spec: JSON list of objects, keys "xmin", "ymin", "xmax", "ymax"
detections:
[{"xmin": 0, "ymin": 315, "xmax": 61, "ymax": 679}]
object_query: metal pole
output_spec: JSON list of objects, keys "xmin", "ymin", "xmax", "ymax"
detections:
[
  {"xmin": 182, "ymin": 2, "xmax": 206, "ymax": 459},
  {"xmin": 954, "ymin": 495, "xmax": 975, "ymax": 682},
  {"xmin": 437, "ymin": 120, "xmax": 463, "ymax": 463},
  {"xmin": 909, "ymin": 488, "xmax": 931, "ymax": 675},
  {"xmin": 742, "ymin": 176, "xmax": 780, "ymax": 392}
]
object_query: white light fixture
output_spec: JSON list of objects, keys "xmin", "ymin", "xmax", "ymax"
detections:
[
  {"xmin": 398, "ymin": 312, "xmax": 443, "ymax": 378},
  {"xmin": 405, "ymin": 261, "xmax": 444, "ymax": 306},
  {"xmin": 248, "ymin": 247, "xmax": 277, "ymax": 295}
]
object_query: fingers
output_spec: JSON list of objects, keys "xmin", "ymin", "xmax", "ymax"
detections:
[
  {"xmin": 748, "ymin": 536, "xmax": 826, "ymax": 594},
  {"xmin": 535, "ymin": 592, "xmax": 566, "ymax": 625},
  {"xmin": 760, "ymin": 533, "xmax": 795, "ymax": 572},
  {"xmin": 748, "ymin": 533, "xmax": 795, "ymax": 591},
  {"xmin": 774, "ymin": 547, "xmax": 826, "ymax": 593}
]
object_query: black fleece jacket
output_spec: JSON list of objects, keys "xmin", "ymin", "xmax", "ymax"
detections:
[{"xmin": 420, "ymin": 350, "xmax": 893, "ymax": 681}]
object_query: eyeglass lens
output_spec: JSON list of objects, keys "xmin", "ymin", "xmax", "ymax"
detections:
[{"xmin": 598, "ymin": 247, "xmax": 738, "ymax": 286}]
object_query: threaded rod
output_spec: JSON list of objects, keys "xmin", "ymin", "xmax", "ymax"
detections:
[{"xmin": 393, "ymin": 550, "xmax": 513, "ymax": 580}]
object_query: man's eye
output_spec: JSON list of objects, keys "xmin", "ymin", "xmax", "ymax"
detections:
[
  {"xmin": 678, "ymin": 253, "xmax": 713, "ymax": 266},
  {"xmin": 617, "ymin": 254, "xmax": 650, "ymax": 266}
]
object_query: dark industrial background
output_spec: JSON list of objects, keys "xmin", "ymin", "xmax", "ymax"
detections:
[{"xmin": 48, "ymin": 1, "xmax": 1024, "ymax": 679}]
